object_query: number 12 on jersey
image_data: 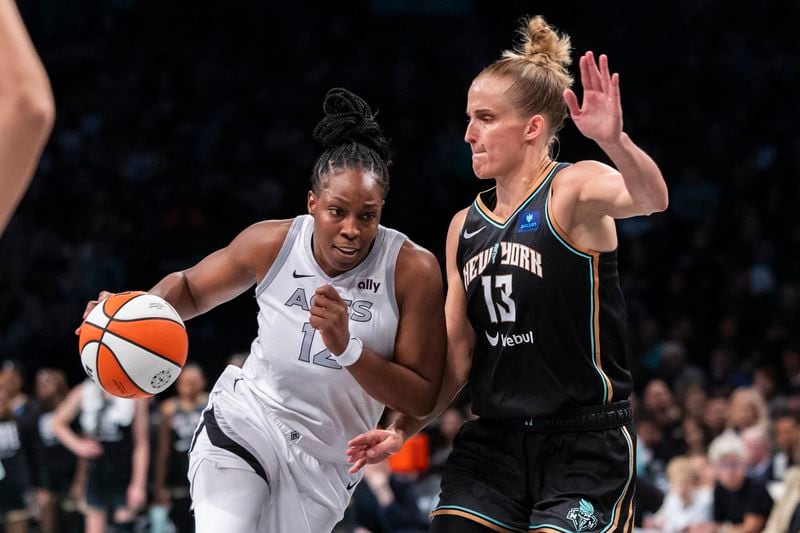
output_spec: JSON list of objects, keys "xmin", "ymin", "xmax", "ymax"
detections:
[
  {"xmin": 298, "ymin": 322, "xmax": 342, "ymax": 369},
  {"xmin": 481, "ymin": 275, "xmax": 516, "ymax": 323}
]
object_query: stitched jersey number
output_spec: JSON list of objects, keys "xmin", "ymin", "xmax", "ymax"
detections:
[
  {"xmin": 298, "ymin": 322, "xmax": 342, "ymax": 369},
  {"xmin": 481, "ymin": 274, "xmax": 516, "ymax": 323}
]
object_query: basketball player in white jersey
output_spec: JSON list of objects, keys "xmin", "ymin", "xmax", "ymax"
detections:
[
  {"xmin": 79, "ymin": 88, "xmax": 447, "ymax": 532},
  {"xmin": 0, "ymin": 0, "xmax": 55, "ymax": 235}
]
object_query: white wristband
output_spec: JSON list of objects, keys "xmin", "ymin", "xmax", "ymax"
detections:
[{"xmin": 334, "ymin": 337, "xmax": 363, "ymax": 367}]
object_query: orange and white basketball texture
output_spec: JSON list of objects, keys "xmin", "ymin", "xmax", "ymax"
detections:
[{"xmin": 79, "ymin": 292, "xmax": 188, "ymax": 399}]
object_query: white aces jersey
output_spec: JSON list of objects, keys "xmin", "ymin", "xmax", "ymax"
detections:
[{"xmin": 241, "ymin": 214, "xmax": 407, "ymax": 463}]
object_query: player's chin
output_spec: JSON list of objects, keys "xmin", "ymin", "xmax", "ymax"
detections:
[{"xmin": 331, "ymin": 247, "xmax": 365, "ymax": 271}]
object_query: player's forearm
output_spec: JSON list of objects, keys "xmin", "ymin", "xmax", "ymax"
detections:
[
  {"xmin": 598, "ymin": 132, "xmax": 668, "ymax": 215},
  {"xmin": 130, "ymin": 441, "xmax": 149, "ymax": 488},
  {"xmin": 346, "ymin": 349, "xmax": 440, "ymax": 418},
  {"xmin": 52, "ymin": 422, "xmax": 84, "ymax": 457},
  {"xmin": 388, "ymin": 358, "xmax": 468, "ymax": 439},
  {"xmin": 149, "ymin": 271, "xmax": 204, "ymax": 320}
]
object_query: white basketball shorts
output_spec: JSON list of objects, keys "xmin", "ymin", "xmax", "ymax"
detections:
[{"xmin": 187, "ymin": 365, "xmax": 363, "ymax": 533}]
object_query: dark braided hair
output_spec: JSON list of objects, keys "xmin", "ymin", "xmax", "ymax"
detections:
[{"xmin": 311, "ymin": 88, "xmax": 391, "ymax": 198}]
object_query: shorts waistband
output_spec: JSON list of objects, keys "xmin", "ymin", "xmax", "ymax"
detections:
[{"xmin": 492, "ymin": 400, "xmax": 632, "ymax": 433}]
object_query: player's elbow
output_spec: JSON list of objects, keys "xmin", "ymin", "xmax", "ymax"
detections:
[
  {"xmin": 13, "ymin": 86, "xmax": 56, "ymax": 140},
  {"xmin": 651, "ymin": 191, "xmax": 668, "ymax": 213}
]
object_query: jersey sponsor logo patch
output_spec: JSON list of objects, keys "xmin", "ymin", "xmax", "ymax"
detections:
[
  {"xmin": 290, "ymin": 430, "xmax": 301, "ymax": 441},
  {"xmin": 292, "ymin": 270, "xmax": 314, "ymax": 279},
  {"xmin": 485, "ymin": 329, "xmax": 534, "ymax": 347},
  {"xmin": 462, "ymin": 226, "xmax": 486, "ymax": 239},
  {"xmin": 356, "ymin": 278, "xmax": 382, "ymax": 294},
  {"xmin": 517, "ymin": 210, "xmax": 540, "ymax": 233},
  {"xmin": 567, "ymin": 499, "xmax": 598, "ymax": 532},
  {"xmin": 346, "ymin": 479, "xmax": 358, "ymax": 490}
]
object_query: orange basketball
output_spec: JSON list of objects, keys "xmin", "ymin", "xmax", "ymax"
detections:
[{"xmin": 78, "ymin": 291, "xmax": 188, "ymax": 399}]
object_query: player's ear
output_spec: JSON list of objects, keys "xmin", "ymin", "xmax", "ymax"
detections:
[
  {"xmin": 307, "ymin": 191, "xmax": 317, "ymax": 215},
  {"xmin": 524, "ymin": 114, "xmax": 545, "ymax": 142}
]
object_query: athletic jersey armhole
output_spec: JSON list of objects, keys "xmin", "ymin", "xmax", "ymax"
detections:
[
  {"xmin": 384, "ymin": 233, "xmax": 408, "ymax": 321},
  {"xmin": 544, "ymin": 173, "xmax": 601, "ymax": 259},
  {"xmin": 254, "ymin": 216, "xmax": 306, "ymax": 298}
]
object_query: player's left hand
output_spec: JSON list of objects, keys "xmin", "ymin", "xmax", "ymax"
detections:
[
  {"xmin": 563, "ymin": 51, "xmax": 622, "ymax": 146},
  {"xmin": 310, "ymin": 284, "xmax": 350, "ymax": 355},
  {"xmin": 346, "ymin": 427, "xmax": 404, "ymax": 474}
]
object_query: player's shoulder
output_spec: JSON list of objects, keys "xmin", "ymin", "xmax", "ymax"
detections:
[
  {"xmin": 555, "ymin": 160, "xmax": 619, "ymax": 188},
  {"xmin": 228, "ymin": 218, "xmax": 295, "ymax": 259},
  {"xmin": 395, "ymin": 240, "xmax": 442, "ymax": 287}
]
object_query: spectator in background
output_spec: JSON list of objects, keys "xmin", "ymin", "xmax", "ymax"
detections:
[
  {"xmin": 0, "ymin": 386, "xmax": 33, "ymax": 533},
  {"xmin": 704, "ymin": 395, "xmax": 729, "ymax": 440},
  {"xmin": 741, "ymin": 425, "xmax": 775, "ymax": 482},
  {"xmin": 710, "ymin": 431, "xmax": 773, "ymax": 531},
  {"xmin": 152, "ymin": 364, "xmax": 208, "ymax": 533},
  {"xmin": 647, "ymin": 455, "xmax": 713, "ymax": 532},
  {"xmin": 428, "ymin": 407, "xmax": 465, "ymax": 470},
  {"xmin": 0, "ymin": 0, "xmax": 55, "ymax": 235},
  {"xmin": 682, "ymin": 417, "xmax": 708, "ymax": 456},
  {"xmin": 772, "ymin": 413, "xmax": 799, "ymax": 481},
  {"xmin": 642, "ymin": 379, "xmax": 685, "ymax": 461},
  {"xmin": 52, "ymin": 381, "xmax": 148, "ymax": 533},
  {"xmin": 33, "ymin": 368, "xmax": 83, "ymax": 533},
  {"xmin": 727, "ymin": 387, "xmax": 770, "ymax": 434}
]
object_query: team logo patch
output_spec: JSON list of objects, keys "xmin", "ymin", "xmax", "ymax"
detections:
[
  {"xmin": 567, "ymin": 499, "xmax": 598, "ymax": 532},
  {"xmin": 517, "ymin": 210, "xmax": 541, "ymax": 233}
]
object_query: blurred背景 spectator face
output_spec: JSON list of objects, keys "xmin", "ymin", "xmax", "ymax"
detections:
[
  {"xmin": 703, "ymin": 397, "xmax": 728, "ymax": 436},
  {"xmin": 176, "ymin": 365, "xmax": 206, "ymax": 400},
  {"xmin": 715, "ymin": 453, "xmax": 746, "ymax": 491},
  {"xmin": 774, "ymin": 416, "xmax": 798, "ymax": 453}
]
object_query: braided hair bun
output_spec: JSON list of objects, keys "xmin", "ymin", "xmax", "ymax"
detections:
[{"xmin": 313, "ymin": 88, "xmax": 390, "ymax": 161}]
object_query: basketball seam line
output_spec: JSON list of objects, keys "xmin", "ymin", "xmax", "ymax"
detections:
[
  {"xmin": 96, "ymin": 293, "xmax": 153, "ymax": 397},
  {"xmin": 103, "ymin": 330, "xmax": 184, "ymax": 368},
  {"xmin": 109, "ymin": 316, "xmax": 183, "ymax": 326}
]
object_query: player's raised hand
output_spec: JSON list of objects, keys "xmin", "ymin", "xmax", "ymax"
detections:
[
  {"xmin": 346, "ymin": 427, "xmax": 404, "ymax": 474},
  {"xmin": 310, "ymin": 284, "xmax": 350, "ymax": 355},
  {"xmin": 563, "ymin": 51, "xmax": 622, "ymax": 146},
  {"xmin": 75, "ymin": 290, "xmax": 116, "ymax": 335}
]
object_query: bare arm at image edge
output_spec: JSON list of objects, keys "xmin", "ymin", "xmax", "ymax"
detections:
[{"xmin": 0, "ymin": 0, "xmax": 55, "ymax": 235}]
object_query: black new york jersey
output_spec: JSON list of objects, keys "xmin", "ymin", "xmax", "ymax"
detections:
[{"xmin": 456, "ymin": 162, "xmax": 631, "ymax": 419}]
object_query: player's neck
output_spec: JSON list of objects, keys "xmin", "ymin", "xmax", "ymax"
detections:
[{"xmin": 493, "ymin": 155, "xmax": 553, "ymax": 218}]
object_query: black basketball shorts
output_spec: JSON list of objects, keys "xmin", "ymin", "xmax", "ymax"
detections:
[{"xmin": 432, "ymin": 404, "xmax": 636, "ymax": 532}]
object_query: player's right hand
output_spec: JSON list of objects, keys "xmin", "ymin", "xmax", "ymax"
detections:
[
  {"xmin": 75, "ymin": 291, "xmax": 115, "ymax": 335},
  {"xmin": 346, "ymin": 427, "xmax": 404, "ymax": 474}
]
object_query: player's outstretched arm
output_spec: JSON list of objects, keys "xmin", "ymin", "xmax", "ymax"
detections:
[
  {"xmin": 77, "ymin": 220, "xmax": 292, "ymax": 329},
  {"xmin": 563, "ymin": 51, "xmax": 667, "ymax": 219},
  {"xmin": 346, "ymin": 209, "xmax": 475, "ymax": 473},
  {"xmin": 0, "ymin": 0, "xmax": 55, "ymax": 234},
  {"xmin": 149, "ymin": 220, "xmax": 290, "ymax": 320}
]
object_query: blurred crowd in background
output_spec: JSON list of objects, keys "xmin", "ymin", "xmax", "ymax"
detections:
[{"xmin": 1, "ymin": 0, "xmax": 799, "ymax": 531}]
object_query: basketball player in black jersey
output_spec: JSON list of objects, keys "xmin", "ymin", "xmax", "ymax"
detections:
[
  {"xmin": 0, "ymin": 0, "xmax": 54, "ymax": 236},
  {"xmin": 348, "ymin": 16, "xmax": 668, "ymax": 532},
  {"xmin": 153, "ymin": 364, "xmax": 207, "ymax": 533}
]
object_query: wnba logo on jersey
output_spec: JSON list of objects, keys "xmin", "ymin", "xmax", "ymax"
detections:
[{"xmin": 355, "ymin": 278, "xmax": 382, "ymax": 294}]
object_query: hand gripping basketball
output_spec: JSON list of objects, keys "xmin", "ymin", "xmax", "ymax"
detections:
[{"xmin": 78, "ymin": 291, "xmax": 188, "ymax": 398}]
